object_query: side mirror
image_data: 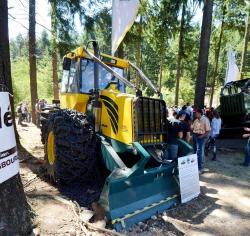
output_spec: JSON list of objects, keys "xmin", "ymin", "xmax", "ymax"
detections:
[{"xmin": 63, "ymin": 57, "xmax": 71, "ymax": 71}]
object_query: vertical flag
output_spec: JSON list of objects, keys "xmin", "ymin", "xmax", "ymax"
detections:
[
  {"xmin": 225, "ymin": 48, "xmax": 239, "ymax": 84},
  {"xmin": 112, "ymin": 0, "xmax": 139, "ymax": 55}
]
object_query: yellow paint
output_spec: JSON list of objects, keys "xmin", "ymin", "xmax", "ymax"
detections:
[
  {"xmin": 60, "ymin": 47, "xmax": 164, "ymax": 146},
  {"xmin": 100, "ymin": 89, "xmax": 135, "ymax": 145},
  {"xmin": 47, "ymin": 131, "xmax": 55, "ymax": 165},
  {"xmin": 60, "ymin": 93, "xmax": 90, "ymax": 113},
  {"xmin": 65, "ymin": 47, "xmax": 130, "ymax": 69}
]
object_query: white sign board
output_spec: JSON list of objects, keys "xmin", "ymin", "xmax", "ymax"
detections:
[
  {"xmin": 178, "ymin": 154, "xmax": 200, "ymax": 203},
  {"xmin": 0, "ymin": 92, "xmax": 19, "ymax": 183}
]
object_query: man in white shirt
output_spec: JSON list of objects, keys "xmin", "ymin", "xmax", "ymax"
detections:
[{"xmin": 206, "ymin": 110, "xmax": 221, "ymax": 161}]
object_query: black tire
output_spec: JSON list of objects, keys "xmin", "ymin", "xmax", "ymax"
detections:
[
  {"xmin": 40, "ymin": 109, "xmax": 59, "ymax": 144},
  {"xmin": 40, "ymin": 111, "xmax": 49, "ymax": 144},
  {"xmin": 44, "ymin": 109, "xmax": 96, "ymax": 184}
]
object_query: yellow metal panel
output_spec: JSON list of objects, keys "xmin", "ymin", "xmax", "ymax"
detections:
[
  {"xmin": 65, "ymin": 47, "xmax": 129, "ymax": 69},
  {"xmin": 100, "ymin": 89, "xmax": 135, "ymax": 145},
  {"xmin": 60, "ymin": 93, "xmax": 90, "ymax": 113}
]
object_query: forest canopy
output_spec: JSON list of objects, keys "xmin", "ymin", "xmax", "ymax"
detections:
[{"xmin": 9, "ymin": 0, "xmax": 248, "ymax": 107}]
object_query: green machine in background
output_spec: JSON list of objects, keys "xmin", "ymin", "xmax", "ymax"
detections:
[{"xmin": 220, "ymin": 78, "xmax": 250, "ymax": 126}]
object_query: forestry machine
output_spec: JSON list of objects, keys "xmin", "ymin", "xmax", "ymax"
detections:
[{"xmin": 41, "ymin": 41, "xmax": 192, "ymax": 230}]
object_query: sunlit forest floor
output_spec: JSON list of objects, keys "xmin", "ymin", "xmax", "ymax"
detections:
[{"xmin": 17, "ymin": 121, "xmax": 250, "ymax": 236}]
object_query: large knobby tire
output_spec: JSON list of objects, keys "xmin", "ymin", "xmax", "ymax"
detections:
[
  {"xmin": 40, "ymin": 111, "xmax": 50, "ymax": 144},
  {"xmin": 44, "ymin": 109, "xmax": 96, "ymax": 184},
  {"xmin": 40, "ymin": 108, "xmax": 60, "ymax": 144}
]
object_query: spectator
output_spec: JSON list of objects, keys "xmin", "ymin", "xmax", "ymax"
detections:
[
  {"xmin": 16, "ymin": 103, "xmax": 23, "ymax": 125},
  {"xmin": 177, "ymin": 112, "xmax": 191, "ymax": 143},
  {"xmin": 165, "ymin": 111, "xmax": 183, "ymax": 160},
  {"xmin": 191, "ymin": 108, "xmax": 211, "ymax": 172},
  {"xmin": 35, "ymin": 99, "xmax": 40, "ymax": 128},
  {"xmin": 26, "ymin": 102, "xmax": 31, "ymax": 122},
  {"xmin": 179, "ymin": 105, "xmax": 191, "ymax": 123},
  {"xmin": 205, "ymin": 110, "xmax": 221, "ymax": 160},
  {"xmin": 22, "ymin": 102, "xmax": 28, "ymax": 122},
  {"xmin": 21, "ymin": 103, "xmax": 26, "ymax": 123},
  {"xmin": 173, "ymin": 105, "xmax": 180, "ymax": 113},
  {"xmin": 186, "ymin": 102, "xmax": 193, "ymax": 120},
  {"xmin": 242, "ymin": 127, "xmax": 250, "ymax": 167},
  {"xmin": 205, "ymin": 107, "xmax": 214, "ymax": 122}
]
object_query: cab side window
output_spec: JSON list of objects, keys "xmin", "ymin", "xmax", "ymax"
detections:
[{"xmin": 67, "ymin": 60, "xmax": 79, "ymax": 93}]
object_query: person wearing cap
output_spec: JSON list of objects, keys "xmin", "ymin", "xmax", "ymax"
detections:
[{"xmin": 191, "ymin": 108, "xmax": 211, "ymax": 172}]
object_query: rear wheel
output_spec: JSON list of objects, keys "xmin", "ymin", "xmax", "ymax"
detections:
[{"xmin": 44, "ymin": 109, "xmax": 96, "ymax": 184}]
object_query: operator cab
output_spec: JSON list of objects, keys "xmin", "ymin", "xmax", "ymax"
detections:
[{"xmin": 60, "ymin": 48, "xmax": 128, "ymax": 95}]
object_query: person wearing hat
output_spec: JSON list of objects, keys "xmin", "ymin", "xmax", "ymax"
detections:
[{"xmin": 191, "ymin": 108, "xmax": 211, "ymax": 172}]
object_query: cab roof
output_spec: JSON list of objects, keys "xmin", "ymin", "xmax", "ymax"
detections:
[{"xmin": 65, "ymin": 46, "xmax": 130, "ymax": 69}]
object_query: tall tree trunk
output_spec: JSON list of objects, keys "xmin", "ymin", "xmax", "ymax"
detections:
[
  {"xmin": 209, "ymin": 5, "xmax": 225, "ymax": 107},
  {"xmin": 175, "ymin": 4, "xmax": 186, "ymax": 106},
  {"xmin": 0, "ymin": 1, "xmax": 32, "ymax": 235},
  {"xmin": 159, "ymin": 46, "xmax": 165, "ymax": 93},
  {"xmin": 194, "ymin": 0, "xmax": 214, "ymax": 108},
  {"xmin": 29, "ymin": 0, "xmax": 38, "ymax": 124},
  {"xmin": 135, "ymin": 17, "xmax": 142, "ymax": 90},
  {"xmin": 240, "ymin": 6, "xmax": 250, "ymax": 79},
  {"xmin": 51, "ymin": 0, "xmax": 59, "ymax": 100}
]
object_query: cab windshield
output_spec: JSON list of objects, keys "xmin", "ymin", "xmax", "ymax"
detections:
[
  {"xmin": 80, "ymin": 59, "xmax": 125, "ymax": 93},
  {"xmin": 61, "ymin": 58, "xmax": 126, "ymax": 94}
]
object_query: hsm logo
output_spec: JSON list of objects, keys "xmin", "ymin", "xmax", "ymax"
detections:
[{"xmin": 0, "ymin": 105, "xmax": 13, "ymax": 129}]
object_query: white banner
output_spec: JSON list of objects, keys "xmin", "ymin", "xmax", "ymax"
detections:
[
  {"xmin": 112, "ymin": 0, "xmax": 139, "ymax": 55},
  {"xmin": 0, "ymin": 92, "xmax": 19, "ymax": 184},
  {"xmin": 178, "ymin": 154, "xmax": 200, "ymax": 203},
  {"xmin": 225, "ymin": 48, "xmax": 239, "ymax": 84}
]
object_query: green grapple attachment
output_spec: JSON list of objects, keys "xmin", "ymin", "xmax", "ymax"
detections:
[{"xmin": 99, "ymin": 140, "xmax": 192, "ymax": 231}]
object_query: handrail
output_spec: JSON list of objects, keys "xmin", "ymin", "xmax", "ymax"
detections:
[{"xmin": 84, "ymin": 49, "xmax": 137, "ymax": 91}]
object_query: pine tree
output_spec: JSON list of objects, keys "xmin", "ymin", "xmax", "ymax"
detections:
[
  {"xmin": 0, "ymin": 1, "xmax": 32, "ymax": 235},
  {"xmin": 29, "ymin": 0, "xmax": 38, "ymax": 123},
  {"xmin": 194, "ymin": 0, "xmax": 214, "ymax": 108}
]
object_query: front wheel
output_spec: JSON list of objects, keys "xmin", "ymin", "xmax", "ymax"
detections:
[{"xmin": 44, "ymin": 109, "xmax": 96, "ymax": 184}]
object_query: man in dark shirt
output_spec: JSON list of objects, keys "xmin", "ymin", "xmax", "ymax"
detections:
[
  {"xmin": 177, "ymin": 113, "xmax": 191, "ymax": 143},
  {"xmin": 166, "ymin": 112, "xmax": 183, "ymax": 160}
]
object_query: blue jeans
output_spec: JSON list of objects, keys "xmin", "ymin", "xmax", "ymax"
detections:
[
  {"xmin": 206, "ymin": 135, "xmax": 218, "ymax": 158},
  {"xmin": 167, "ymin": 144, "xmax": 178, "ymax": 160},
  {"xmin": 244, "ymin": 139, "xmax": 250, "ymax": 166},
  {"xmin": 193, "ymin": 135, "xmax": 206, "ymax": 170}
]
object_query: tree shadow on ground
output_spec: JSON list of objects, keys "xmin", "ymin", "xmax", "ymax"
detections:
[
  {"xmin": 18, "ymin": 142, "xmax": 105, "ymax": 209},
  {"xmin": 166, "ymin": 186, "xmax": 220, "ymax": 225},
  {"xmin": 127, "ymin": 218, "xmax": 185, "ymax": 236}
]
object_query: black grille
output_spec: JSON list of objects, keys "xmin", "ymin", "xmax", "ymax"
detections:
[{"xmin": 133, "ymin": 97, "xmax": 167, "ymax": 144}]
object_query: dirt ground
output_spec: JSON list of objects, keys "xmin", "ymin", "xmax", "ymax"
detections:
[{"xmin": 17, "ymin": 122, "xmax": 250, "ymax": 236}]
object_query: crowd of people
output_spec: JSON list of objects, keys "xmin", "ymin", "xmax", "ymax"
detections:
[
  {"xmin": 16, "ymin": 99, "xmax": 47, "ymax": 127},
  {"xmin": 35, "ymin": 99, "xmax": 47, "ymax": 128},
  {"xmin": 166, "ymin": 103, "xmax": 222, "ymax": 174},
  {"xmin": 16, "ymin": 102, "xmax": 31, "ymax": 125},
  {"xmin": 16, "ymin": 98, "xmax": 249, "ymax": 169}
]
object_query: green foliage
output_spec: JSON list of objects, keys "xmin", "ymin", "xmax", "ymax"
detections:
[
  {"xmin": 10, "ymin": 0, "xmax": 249, "ymax": 108},
  {"xmin": 10, "ymin": 32, "xmax": 54, "ymax": 107}
]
